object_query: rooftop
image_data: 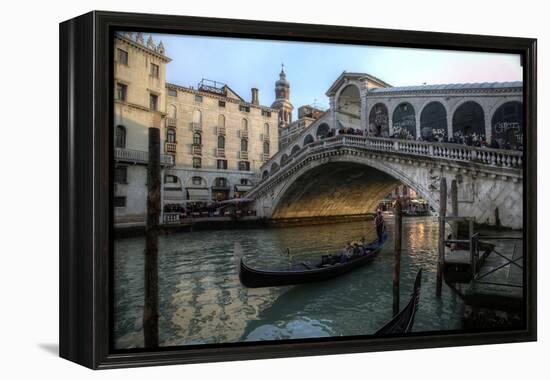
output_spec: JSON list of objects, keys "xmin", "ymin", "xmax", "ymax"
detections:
[{"xmin": 369, "ymin": 81, "xmax": 523, "ymax": 93}]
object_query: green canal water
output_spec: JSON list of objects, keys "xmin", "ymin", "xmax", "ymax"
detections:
[{"xmin": 113, "ymin": 217, "xmax": 463, "ymax": 349}]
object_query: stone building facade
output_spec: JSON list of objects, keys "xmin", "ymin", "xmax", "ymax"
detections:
[{"xmin": 113, "ymin": 33, "xmax": 279, "ymax": 224}]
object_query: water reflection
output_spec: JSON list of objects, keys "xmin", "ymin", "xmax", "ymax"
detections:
[{"xmin": 113, "ymin": 217, "xmax": 463, "ymax": 349}]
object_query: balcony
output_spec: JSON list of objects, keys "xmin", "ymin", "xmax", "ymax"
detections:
[
  {"xmin": 166, "ymin": 117, "xmax": 176, "ymax": 127},
  {"xmin": 115, "ymin": 147, "xmax": 174, "ymax": 166},
  {"xmin": 216, "ymin": 148, "xmax": 225, "ymax": 157},
  {"xmin": 165, "ymin": 142, "xmax": 177, "ymax": 154},
  {"xmin": 191, "ymin": 122, "xmax": 202, "ymax": 132},
  {"xmin": 261, "ymin": 153, "xmax": 270, "ymax": 161},
  {"xmin": 239, "ymin": 151, "xmax": 248, "ymax": 160},
  {"xmin": 239, "ymin": 130, "xmax": 248, "ymax": 139},
  {"xmin": 217, "ymin": 126, "xmax": 226, "ymax": 135},
  {"xmin": 192, "ymin": 144, "xmax": 202, "ymax": 156},
  {"xmin": 261, "ymin": 133, "xmax": 270, "ymax": 142}
]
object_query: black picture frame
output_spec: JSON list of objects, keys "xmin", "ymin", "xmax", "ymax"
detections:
[{"xmin": 59, "ymin": 10, "xmax": 537, "ymax": 369}]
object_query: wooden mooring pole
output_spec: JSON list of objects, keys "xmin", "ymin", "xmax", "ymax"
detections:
[
  {"xmin": 393, "ymin": 199, "xmax": 402, "ymax": 316},
  {"xmin": 436, "ymin": 177, "xmax": 447, "ymax": 297},
  {"xmin": 451, "ymin": 179, "xmax": 458, "ymax": 242},
  {"xmin": 143, "ymin": 127, "xmax": 160, "ymax": 348}
]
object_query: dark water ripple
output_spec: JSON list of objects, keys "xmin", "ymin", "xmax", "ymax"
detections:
[{"xmin": 113, "ymin": 217, "xmax": 462, "ymax": 348}]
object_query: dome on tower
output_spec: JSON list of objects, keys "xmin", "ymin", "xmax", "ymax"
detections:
[{"xmin": 276, "ymin": 66, "xmax": 290, "ymax": 87}]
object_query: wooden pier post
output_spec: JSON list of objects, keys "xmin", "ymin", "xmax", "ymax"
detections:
[
  {"xmin": 143, "ymin": 127, "xmax": 160, "ymax": 348},
  {"xmin": 436, "ymin": 177, "xmax": 447, "ymax": 297},
  {"xmin": 451, "ymin": 179, "xmax": 458, "ymax": 242},
  {"xmin": 393, "ymin": 199, "xmax": 402, "ymax": 316}
]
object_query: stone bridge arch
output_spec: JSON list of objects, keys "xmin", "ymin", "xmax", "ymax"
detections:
[{"xmin": 269, "ymin": 154, "xmax": 437, "ymax": 219}]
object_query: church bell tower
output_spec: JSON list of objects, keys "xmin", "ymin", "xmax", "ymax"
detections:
[{"xmin": 271, "ymin": 64, "xmax": 294, "ymax": 129}]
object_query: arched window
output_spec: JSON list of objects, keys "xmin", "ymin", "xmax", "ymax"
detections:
[
  {"xmin": 167, "ymin": 128, "xmax": 176, "ymax": 143},
  {"xmin": 392, "ymin": 102, "xmax": 416, "ymax": 139},
  {"xmin": 115, "ymin": 125, "xmax": 126, "ymax": 148},
  {"xmin": 217, "ymin": 135, "xmax": 225, "ymax": 149},
  {"xmin": 270, "ymin": 162, "xmax": 280, "ymax": 174},
  {"xmin": 192, "ymin": 109, "xmax": 202, "ymax": 124},
  {"xmin": 264, "ymin": 123, "xmax": 270, "ymax": 136},
  {"xmin": 241, "ymin": 118, "xmax": 248, "ymax": 131},
  {"xmin": 262, "ymin": 170, "xmax": 269, "ymax": 180},
  {"xmin": 193, "ymin": 132, "xmax": 202, "ymax": 145},
  {"xmin": 452, "ymin": 101, "xmax": 485, "ymax": 141},
  {"xmin": 168, "ymin": 104, "xmax": 177, "ymax": 119},
  {"xmin": 491, "ymin": 101, "xmax": 522, "ymax": 149},
  {"xmin": 316, "ymin": 123, "xmax": 330, "ymax": 139},
  {"xmin": 191, "ymin": 176, "xmax": 204, "ymax": 187},
  {"xmin": 263, "ymin": 141, "xmax": 270, "ymax": 155},
  {"xmin": 218, "ymin": 114, "xmax": 225, "ymax": 127},
  {"xmin": 303, "ymin": 134, "xmax": 314, "ymax": 145},
  {"xmin": 241, "ymin": 138, "xmax": 248, "ymax": 152},
  {"xmin": 214, "ymin": 177, "xmax": 228, "ymax": 188},
  {"xmin": 368, "ymin": 103, "xmax": 389, "ymax": 137},
  {"xmin": 420, "ymin": 102, "xmax": 447, "ymax": 141},
  {"xmin": 280, "ymin": 154, "xmax": 289, "ymax": 166},
  {"xmin": 291, "ymin": 145, "xmax": 301, "ymax": 155}
]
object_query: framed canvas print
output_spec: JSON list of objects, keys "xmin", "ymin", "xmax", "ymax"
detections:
[{"xmin": 59, "ymin": 11, "xmax": 537, "ymax": 369}]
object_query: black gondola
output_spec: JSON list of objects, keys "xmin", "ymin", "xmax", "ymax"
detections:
[
  {"xmin": 374, "ymin": 269, "xmax": 422, "ymax": 335},
  {"xmin": 239, "ymin": 234, "xmax": 388, "ymax": 288}
]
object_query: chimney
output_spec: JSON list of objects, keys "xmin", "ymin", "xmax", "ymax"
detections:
[{"xmin": 251, "ymin": 88, "xmax": 259, "ymax": 105}]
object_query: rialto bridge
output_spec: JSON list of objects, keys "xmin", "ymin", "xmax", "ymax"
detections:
[{"xmin": 245, "ymin": 73, "xmax": 524, "ymax": 229}]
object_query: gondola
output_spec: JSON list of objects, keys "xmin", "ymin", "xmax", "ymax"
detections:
[
  {"xmin": 239, "ymin": 234, "xmax": 388, "ymax": 288},
  {"xmin": 374, "ymin": 269, "xmax": 422, "ymax": 335}
]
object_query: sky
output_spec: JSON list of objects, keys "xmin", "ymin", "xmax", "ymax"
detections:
[{"xmin": 148, "ymin": 33, "xmax": 522, "ymax": 117}]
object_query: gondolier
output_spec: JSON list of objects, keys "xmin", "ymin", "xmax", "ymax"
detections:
[{"xmin": 374, "ymin": 210, "xmax": 385, "ymax": 243}]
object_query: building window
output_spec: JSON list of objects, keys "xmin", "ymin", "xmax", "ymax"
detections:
[
  {"xmin": 218, "ymin": 114, "xmax": 225, "ymax": 127},
  {"xmin": 217, "ymin": 159, "xmax": 228, "ymax": 169},
  {"xmin": 165, "ymin": 174, "xmax": 178, "ymax": 183},
  {"xmin": 168, "ymin": 88, "xmax": 177, "ymax": 97},
  {"xmin": 117, "ymin": 48, "xmax": 128, "ymax": 65},
  {"xmin": 192, "ymin": 176, "xmax": 203, "ymax": 186},
  {"xmin": 264, "ymin": 123, "xmax": 270, "ymax": 136},
  {"xmin": 116, "ymin": 83, "xmax": 127, "ymax": 101},
  {"xmin": 193, "ymin": 132, "xmax": 202, "ymax": 146},
  {"xmin": 167, "ymin": 128, "xmax": 176, "ymax": 143},
  {"xmin": 114, "ymin": 166, "xmax": 127, "ymax": 184},
  {"xmin": 240, "ymin": 178, "xmax": 251, "ymax": 185},
  {"xmin": 238, "ymin": 161, "xmax": 250, "ymax": 171},
  {"xmin": 150, "ymin": 63, "xmax": 159, "ymax": 78},
  {"xmin": 218, "ymin": 100, "xmax": 226, "ymax": 107},
  {"xmin": 149, "ymin": 93, "xmax": 158, "ymax": 111},
  {"xmin": 195, "ymin": 95, "xmax": 203, "ymax": 103},
  {"xmin": 239, "ymin": 105, "xmax": 250, "ymax": 113},
  {"xmin": 218, "ymin": 135, "xmax": 225, "ymax": 149},
  {"xmin": 262, "ymin": 110, "xmax": 271, "ymax": 117},
  {"xmin": 214, "ymin": 177, "xmax": 228, "ymax": 188},
  {"xmin": 241, "ymin": 138, "xmax": 248, "ymax": 152},
  {"xmin": 192, "ymin": 157, "xmax": 202, "ymax": 169},
  {"xmin": 241, "ymin": 118, "xmax": 248, "ymax": 131},
  {"xmin": 114, "ymin": 196, "xmax": 126, "ymax": 208},
  {"xmin": 263, "ymin": 141, "xmax": 270, "ymax": 155},
  {"xmin": 115, "ymin": 125, "xmax": 126, "ymax": 148}
]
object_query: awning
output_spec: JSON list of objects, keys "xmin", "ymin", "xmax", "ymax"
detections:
[
  {"xmin": 186, "ymin": 187, "xmax": 209, "ymax": 202},
  {"xmin": 235, "ymin": 185, "xmax": 253, "ymax": 192}
]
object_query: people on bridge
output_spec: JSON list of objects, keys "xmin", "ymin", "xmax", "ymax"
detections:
[{"xmin": 374, "ymin": 210, "xmax": 385, "ymax": 243}]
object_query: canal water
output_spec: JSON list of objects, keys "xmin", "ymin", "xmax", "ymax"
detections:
[{"xmin": 113, "ymin": 217, "xmax": 463, "ymax": 349}]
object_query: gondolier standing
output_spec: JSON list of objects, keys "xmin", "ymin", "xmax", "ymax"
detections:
[{"xmin": 374, "ymin": 209, "xmax": 385, "ymax": 243}]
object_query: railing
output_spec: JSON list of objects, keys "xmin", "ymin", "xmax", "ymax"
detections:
[
  {"xmin": 239, "ymin": 151, "xmax": 249, "ymax": 160},
  {"xmin": 165, "ymin": 142, "xmax": 177, "ymax": 153},
  {"xmin": 261, "ymin": 153, "xmax": 270, "ymax": 161},
  {"xmin": 115, "ymin": 147, "xmax": 174, "ymax": 166},
  {"xmin": 261, "ymin": 133, "xmax": 270, "ymax": 142},
  {"xmin": 191, "ymin": 122, "xmax": 202, "ymax": 132},
  {"xmin": 217, "ymin": 126, "xmax": 226, "ymax": 135},
  {"xmin": 239, "ymin": 130, "xmax": 248, "ymax": 139},
  {"xmin": 216, "ymin": 148, "xmax": 225, "ymax": 157},
  {"xmin": 192, "ymin": 145, "xmax": 202, "ymax": 156},
  {"xmin": 166, "ymin": 117, "xmax": 176, "ymax": 127},
  {"xmin": 262, "ymin": 134, "xmax": 523, "ymax": 174}
]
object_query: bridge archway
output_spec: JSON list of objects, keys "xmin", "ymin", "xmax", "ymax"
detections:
[
  {"xmin": 316, "ymin": 123, "xmax": 330, "ymax": 139},
  {"xmin": 271, "ymin": 158, "xmax": 435, "ymax": 219},
  {"xmin": 336, "ymin": 84, "xmax": 361, "ymax": 130},
  {"xmin": 368, "ymin": 103, "xmax": 389, "ymax": 137},
  {"xmin": 491, "ymin": 101, "xmax": 522, "ymax": 149},
  {"xmin": 420, "ymin": 101, "xmax": 447, "ymax": 141},
  {"xmin": 392, "ymin": 102, "xmax": 416, "ymax": 139},
  {"xmin": 452, "ymin": 101, "xmax": 485, "ymax": 141},
  {"xmin": 303, "ymin": 134, "xmax": 315, "ymax": 145},
  {"xmin": 291, "ymin": 144, "xmax": 301, "ymax": 155}
]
